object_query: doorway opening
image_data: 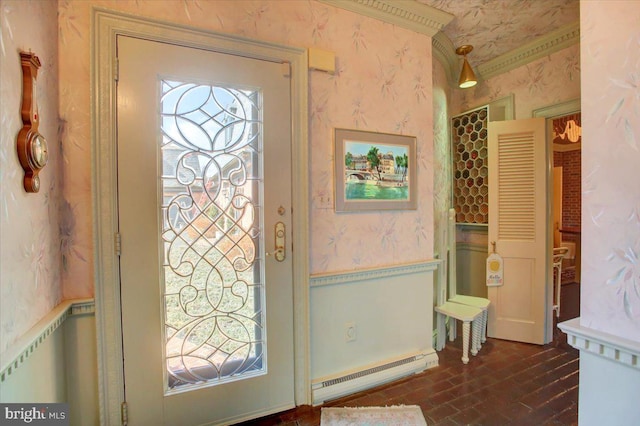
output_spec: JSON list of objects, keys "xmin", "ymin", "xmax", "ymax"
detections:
[
  {"xmin": 450, "ymin": 97, "xmax": 581, "ymax": 344},
  {"xmin": 551, "ymin": 111, "xmax": 582, "ymax": 321},
  {"xmin": 534, "ymin": 99, "xmax": 582, "ymax": 323}
]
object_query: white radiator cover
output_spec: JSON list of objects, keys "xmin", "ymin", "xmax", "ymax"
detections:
[{"xmin": 311, "ymin": 350, "xmax": 438, "ymax": 405}]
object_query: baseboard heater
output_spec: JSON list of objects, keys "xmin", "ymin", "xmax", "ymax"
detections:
[{"xmin": 311, "ymin": 350, "xmax": 438, "ymax": 405}]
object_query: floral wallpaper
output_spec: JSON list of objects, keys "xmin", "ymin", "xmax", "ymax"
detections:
[
  {"xmin": 446, "ymin": 42, "xmax": 580, "ymax": 250},
  {"xmin": 5, "ymin": 0, "xmax": 633, "ymax": 356},
  {"xmin": 0, "ymin": 0, "xmax": 61, "ymax": 355},
  {"xmin": 580, "ymin": 1, "xmax": 640, "ymax": 340},
  {"xmin": 432, "ymin": 60, "xmax": 451, "ymax": 259},
  {"xmin": 57, "ymin": 0, "xmax": 435, "ymax": 294},
  {"xmin": 451, "ymin": 43, "xmax": 581, "ymax": 119},
  {"xmin": 420, "ymin": 0, "xmax": 579, "ymax": 66}
]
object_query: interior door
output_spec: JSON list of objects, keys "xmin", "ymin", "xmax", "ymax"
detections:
[
  {"xmin": 117, "ymin": 36, "xmax": 294, "ymax": 425},
  {"xmin": 487, "ymin": 118, "xmax": 551, "ymax": 344}
]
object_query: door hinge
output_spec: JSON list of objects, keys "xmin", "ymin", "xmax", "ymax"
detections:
[
  {"xmin": 121, "ymin": 401, "xmax": 128, "ymax": 426},
  {"xmin": 114, "ymin": 57, "xmax": 119, "ymax": 82},
  {"xmin": 115, "ymin": 232, "xmax": 121, "ymax": 256}
]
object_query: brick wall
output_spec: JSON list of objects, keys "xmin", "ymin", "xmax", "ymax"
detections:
[
  {"xmin": 553, "ymin": 148, "xmax": 582, "ymax": 241},
  {"xmin": 554, "ymin": 149, "xmax": 581, "ymax": 283}
]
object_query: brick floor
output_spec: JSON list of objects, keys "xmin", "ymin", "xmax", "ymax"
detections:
[{"xmin": 236, "ymin": 282, "xmax": 580, "ymax": 426}]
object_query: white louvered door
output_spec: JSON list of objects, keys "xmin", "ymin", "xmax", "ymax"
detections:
[{"xmin": 487, "ymin": 118, "xmax": 550, "ymax": 344}]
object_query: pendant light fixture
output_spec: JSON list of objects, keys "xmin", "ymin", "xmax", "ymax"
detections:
[{"xmin": 456, "ymin": 45, "xmax": 477, "ymax": 88}]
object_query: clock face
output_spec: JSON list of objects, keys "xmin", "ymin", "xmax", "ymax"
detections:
[{"xmin": 30, "ymin": 133, "xmax": 48, "ymax": 169}]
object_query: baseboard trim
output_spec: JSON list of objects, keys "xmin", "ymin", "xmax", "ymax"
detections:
[
  {"xmin": 311, "ymin": 350, "xmax": 438, "ymax": 405},
  {"xmin": 0, "ymin": 298, "xmax": 95, "ymax": 383}
]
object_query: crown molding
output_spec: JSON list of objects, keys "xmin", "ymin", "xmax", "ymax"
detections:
[
  {"xmin": 433, "ymin": 21, "xmax": 579, "ymax": 88},
  {"xmin": 478, "ymin": 21, "xmax": 580, "ymax": 80},
  {"xmin": 322, "ymin": 0, "xmax": 580, "ymax": 87},
  {"xmin": 319, "ymin": 0, "xmax": 454, "ymax": 37},
  {"xmin": 432, "ymin": 31, "xmax": 457, "ymax": 86}
]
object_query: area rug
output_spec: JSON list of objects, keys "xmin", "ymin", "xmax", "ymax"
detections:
[{"xmin": 320, "ymin": 405, "xmax": 427, "ymax": 426}]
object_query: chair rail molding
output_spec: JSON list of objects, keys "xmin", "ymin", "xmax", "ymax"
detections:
[
  {"xmin": 559, "ymin": 318, "xmax": 640, "ymax": 371},
  {"xmin": 310, "ymin": 260, "xmax": 440, "ymax": 288},
  {"xmin": 0, "ymin": 298, "xmax": 95, "ymax": 383}
]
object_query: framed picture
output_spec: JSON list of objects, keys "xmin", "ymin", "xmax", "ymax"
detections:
[{"xmin": 334, "ymin": 128, "xmax": 417, "ymax": 212}]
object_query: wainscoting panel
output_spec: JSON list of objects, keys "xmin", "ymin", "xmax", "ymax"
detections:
[
  {"xmin": 310, "ymin": 261, "xmax": 439, "ymax": 404},
  {"xmin": 560, "ymin": 318, "xmax": 640, "ymax": 424},
  {"xmin": 0, "ymin": 299, "xmax": 98, "ymax": 425},
  {"xmin": 456, "ymin": 242, "xmax": 488, "ymax": 298}
]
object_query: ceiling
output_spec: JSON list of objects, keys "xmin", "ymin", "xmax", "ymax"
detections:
[
  {"xmin": 321, "ymin": 0, "xmax": 580, "ymax": 84},
  {"xmin": 419, "ymin": 0, "xmax": 579, "ymax": 67}
]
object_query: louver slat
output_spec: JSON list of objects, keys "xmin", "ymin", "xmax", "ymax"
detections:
[{"xmin": 497, "ymin": 132, "xmax": 535, "ymax": 241}]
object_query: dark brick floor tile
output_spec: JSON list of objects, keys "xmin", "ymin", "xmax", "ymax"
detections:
[
  {"xmin": 423, "ymin": 402, "xmax": 460, "ymax": 423},
  {"xmin": 500, "ymin": 401, "xmax": 534, "ymax": 420},
  {"xmin": 553, "ymin": 403, "xmax": 579, "ymax": 426},
  {"xmin": 425, "ymin": 378, "xmax": 459, "ymax": 394},
  {"xmin": 518, "ymin": 404, "xmax": 558, "ymax": 425},
  {"xmin": 431, "ymin": 418, "xmax": 460, "ymax": 426},
  {"xmin": 402, "ymin": 389, "xmax": 437, "ymax": 408},
  {"xmin": 449, "ymin": 406, "xmax": 484, "ymax": 425},
  {"xmin": 295, "ymin": 411, "xmax": 321, "ymax": 426},
  {"xmin": 236, "ymin": 286, "xmax": 580, "ymax": 425},
  {"xmin": 474, "ymin": 411, "xmax": 513, "ymax": 426},
  {"xmin": 542, "ymin": 386, "xmax": 578, "ymax": 413}
]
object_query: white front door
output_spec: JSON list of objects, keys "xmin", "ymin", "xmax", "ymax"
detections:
[
  {"xmin": 487, "ymin": 118, "xmax": 551, "ymax": 344},
  {"xmin": 117, "ymin": 36, "xmax": 294, "ymax": 425}
]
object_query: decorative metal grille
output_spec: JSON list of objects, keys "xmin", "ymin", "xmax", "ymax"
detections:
[
  {"xmin": 452, "ymin": 107, "xmax": 488, "ymax": 224},
  {"xmin": 160, "ymin": 80, "xmax": 265, "ymax": 391}
]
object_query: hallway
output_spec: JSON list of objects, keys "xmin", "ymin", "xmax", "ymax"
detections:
[{"xmin": 239, "ymin": 282, "xmax": 580, "ymax": 425}]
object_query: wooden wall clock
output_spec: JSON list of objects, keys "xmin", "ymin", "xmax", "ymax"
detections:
[{"xmin": 17, "ymin": 51, "xmax": 48, "ymax": 193}]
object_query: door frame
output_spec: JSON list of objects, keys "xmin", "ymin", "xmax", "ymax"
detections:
[
  {"xmin": 92, "ymin": 8, "xmax": 310, "ymax": 424},
  {"xmin": 533, "ymin": 98, "xmax": 580, "ymax": 340}
]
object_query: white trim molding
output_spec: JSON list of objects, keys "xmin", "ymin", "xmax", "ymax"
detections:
[
  {"xmin": 532, "ymin": 98, "xmax": 581, "ymax": 119},
  {"xmin": 477, "ymin": 21, "xmax": 580, "ymax": 80},
  {"xmin": 434, "ymin": 21, "xmax": 580, "ymax": 87},
  {"xmin": 310, "ymin": 260, "xmax": 440, "ymax": 288},
  {"xmin": 0, "ymin": 299, "xmax": 95, "ymax": 384},
  {"xmin": 559, "ymin": 318, "xmax": 640, "ymax": 371},
  {"xmin": 320, "ymin": 0, "xmax": 453, "ymax": 37},
  {"xmin": 319, "ymin": 2, "xmax": 579, "ymax": 87},
  {"xmin": 432, "ymin": 31, "xmax": 458, "ymax": 87},
  {"xmin": 311, "ymin": 349, "xmax": 438, "ymax": 405},
  {"xmin": 532, "ymin": 98, "xmax": 581, "ymax": 152}
]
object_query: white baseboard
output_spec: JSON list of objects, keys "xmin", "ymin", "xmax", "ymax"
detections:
[{"xmin": 311, "ymin": 350, "xmax": 438, "ymax": 405}]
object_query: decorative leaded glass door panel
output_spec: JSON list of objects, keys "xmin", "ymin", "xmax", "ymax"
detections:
[{"xmin": 117, "ymin": 36, "xmax": 294, "ymax": 425}]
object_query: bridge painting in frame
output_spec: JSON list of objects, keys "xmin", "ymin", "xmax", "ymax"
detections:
[{"xmin": 334, "ymin": 128, "xmax": 417, "ymax": 212}]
